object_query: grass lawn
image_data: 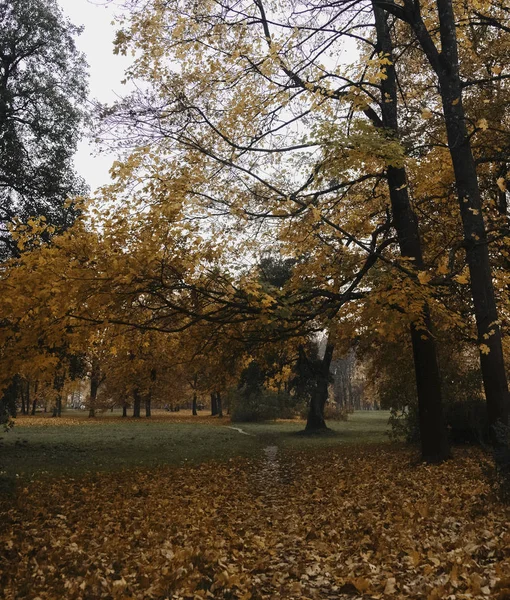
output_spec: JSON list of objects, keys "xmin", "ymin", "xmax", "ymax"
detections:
[{"xmin": 0, "ymin": 410, "xmax": 391, "ymax": 480}]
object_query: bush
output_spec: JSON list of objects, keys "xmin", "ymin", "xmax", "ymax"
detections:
[
  {"xmin": 388, "ymin": 400, "xmax": 490, "ymax": 446},
  {"xmin": 323, "ymin": 403, "xmax": 349, "ymax": 421},
  {"xmin": 387, "ymin": 406, "xmax": 420, "ymax": 443},
  {"xmin": 446, "ymin": 400, "xmax": 489, "ymax": 445},
  {"xmin": 492, "ymin": 422, "xmax": 510, "ymax": 502},
  {"xmin": 230, "ymin": 389, "xmax": 282, "ymax": 422}
]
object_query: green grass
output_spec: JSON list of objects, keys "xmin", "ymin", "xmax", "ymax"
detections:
[{"xmin": 0, "ymin": 410, "xmax": 391, "ymax": 481}]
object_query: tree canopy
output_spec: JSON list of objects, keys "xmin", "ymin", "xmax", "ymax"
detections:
[{"xmin": 0, "ymin": 0, "xmax": 88, "ymax": 259}]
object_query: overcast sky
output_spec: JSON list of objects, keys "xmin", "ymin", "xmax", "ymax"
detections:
[{"xmin": 57, "ymin": 0, "xmax": 132, "ymax": 193}]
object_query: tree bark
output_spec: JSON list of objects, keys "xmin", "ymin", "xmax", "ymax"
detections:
[
  {"xmin": 133, "ymin": 389, "xmax": 142, "ymax": 418},
  {"xmin": 192, "ymin": 392, "xmax": 198, "ymax": 416},
  {"xmin": 211, "ymin": 392, "xmax": 218, "ymax": 416},
  {"xmin": 89, "ymin": 359, "xmax": 100, "ymax": 418},
  {"xmin": 122, "ymin": 403, "xmax": 128, "ymax": 417},
  {"xmin": 145, "ymin": 393, "xmax": 151, "ymax": 418},
  {"xmin": 31, "ymin": 381, "xmax": 38, "ymax": 415},
  {"xmin": 53, "ymin": 371, "xmax": 65, "ymax": 418},
  {"xmin": 373, "ymin": 4, "xmax": 450, "ymax": 462},
  {"xmin": 216, "ymin": 391, "xmax": 223, "ymax": 418},
  {"xmin": 20, "ymin": 379, "xmax": 27, "ymax": 415},
  {"xmin": 375, "ymin": 0, "xmax": 510, "ymax": 435},
  {"xmin": 304, "ymin": 344, "xmax": 334, "ymax": 432}
]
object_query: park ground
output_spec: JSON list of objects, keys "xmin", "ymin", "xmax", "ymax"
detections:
[{"xmin": 0, "ymin": 411, "xmax": 509, "ymax": 599}]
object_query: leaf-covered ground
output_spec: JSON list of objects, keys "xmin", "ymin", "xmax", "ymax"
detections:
[{"xmin": 1, "ymin": 445, "xmax": 509, "ymax": 599}]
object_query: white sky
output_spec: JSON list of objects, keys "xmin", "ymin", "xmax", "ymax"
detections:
[{"xmin": 57, "ymin": 0, "xmax": 132, "ymax": 193}]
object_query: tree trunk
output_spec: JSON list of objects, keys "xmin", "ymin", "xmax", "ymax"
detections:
[
  {"xmin": 375, "ymin": 0, "xmax": 510, "ymax": 435},
  {"xmin": 373, "ymin": 4, "xmax": 450, "ymax": 462},
  {"xmin": 122, "ymin": 403, "xmax": 128, "ymax": 418},
  {"xmin": 89, "ymin": 359, "xmax": 100, "ymax": 418},
  {"xmin": 31, "ymin": 381, "xmax": 38, "ymax": 415},
  {"xmin": 211, "ymin": 392, "xmax": 218, "ymax": 416},
  {"xmin": 20, "ymin": 379, "xmax": 27, "ymax": 415},
  {"xmin": 53, "ymin": 371, "xmax": 65, "ymax": 418},
  {"xmin": 216, "ymin": 392, "xmax": 223, "ymax": 418},
  {"xmin": 145, "ymin": 393, "xmax": 151, "ymax": 418},
  {"xmin": 304, "ymin": 344, "xmax": 334, "ymax": 432},
  {"xmin": 133, "ymin": 389, "xmax": 141, "ymax": 418},
  {"xmin": 192, "ymin": 392, "xmax": 198, "ymax": 416}
]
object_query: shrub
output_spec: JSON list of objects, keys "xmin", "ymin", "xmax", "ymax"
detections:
[
  {"xmin": 388, "ymin": 401, "xmax": 490, "ymax": 446},
  {"xmin": 323, "ymin": 403, "xmax": 349, "ymax": 421},
  {"xmin": 446, "ymin": 399, "xmax": 489, "ymax": 445},
  {"xmin": 387, "ymin": 406, "xmax": 420, "ymax": 443},
  {"xmin": 230, "ymin": 389, "xmax": 282, "ymax": 423},
  {"xmin": 492, "ymin": 422, "xmax": 510, "ymax": 502}
]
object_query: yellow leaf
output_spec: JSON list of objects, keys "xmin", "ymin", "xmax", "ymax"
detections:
[
  {"xmin": 477, "ymin": 118, "xmax": 488, "ymax": 131},
  {"xmin": 436, "ymin": 259, "xmax": 448, "ymax": 275},
  {"xmin": 454, "ymin": 274, "xmax": 469, "ymax": 284},
  {"xmin": 479, "ymin": 344, "xmax": 490, "ymax": 355},
  {"xmin": 492, "ymin": 65, "xmax": 502, "ymax": 75},
  {"xmin": 497, "ymin": 177, "xmax": 507, "ymax": 192},
  {"xmin": 452, "ymin": 98, "xmax": 460, "ymax": 105},
  {"xmin": 354, "ymin": 577, "xmax": 371, "ymax": 592},
  {"xmin": 421, "ymin": 108, "xmax": 433, "ymax": 119},
  {"xmin": 418, "ymin": 271, "xmax": 431, "ymax": 285}
]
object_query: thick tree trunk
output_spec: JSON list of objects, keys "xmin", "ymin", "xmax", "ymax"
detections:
[
  {"xmin": 216, "ymin": 392, "xmax": 223, "ymax": 418},
  {"xmin": 192, "ymin": 392, "xmax": 198, "ymax": 416},
  {"xmin": 133, "ymin": 389, "xmax": 142, "ymax": 418},
  {"xmin": 304, "ymin": 344, "xmax": 334, "ymax": 432},
  {"xmin": 373, "ymin": 4, "xmax": 450, "ymax": 462},
  {"xmin": 211, "ymin": 392, "xmax": 218, "ymax": 416}
]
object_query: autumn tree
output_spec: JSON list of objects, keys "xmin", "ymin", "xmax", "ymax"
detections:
[
  {"xmin": 100, "ymin": 0, "xmax": 457, "ymax": 458},
  {"xmin": 0, "ymin": 0, "xmax": 88, "ymax": 423},
  {"xmin": 371, "ymin": 0, "xmax": 510, "ymax": 431}
]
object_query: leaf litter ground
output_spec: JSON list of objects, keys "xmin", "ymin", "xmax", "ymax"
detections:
[{"xmin": 1, "ymin": 444, "xmax": 509, "ymax": 599}]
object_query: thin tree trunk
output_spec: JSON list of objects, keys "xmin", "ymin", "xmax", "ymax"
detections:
[
  {"xmin": 217, "ymin": 392, "xmax": 223, "ymax": 418},
  {"xmin": 373, "ymin": 3, "xmax": 449, "ymax": 462},
  {"xmin": 89, "ymin": 359, "xmax": 100, "ymax": 418},
  {"xmin": 31, "ymin": 381, "xmax": 38, "ymax": 415},
  {"xmin": 146, "ymin": 368, "xmax": 156, "ymax": 417},
  {"xmin": 133, "ymin": 389, "xmax": 141, "ymax": 418},
  {"xmin": 20, "ymin": 379, "xmax": 27, "ymax": 415},
  {"xmin": 192, "ymin": 392, "xmax": 198, "ymax": 416},
  {"xmin": 211, "ymin": 392, "xmax": 218, "ymax": 416},
  {"xmin": 122, "ymin": 403, "xmax": 127, "ymax": 417}
]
